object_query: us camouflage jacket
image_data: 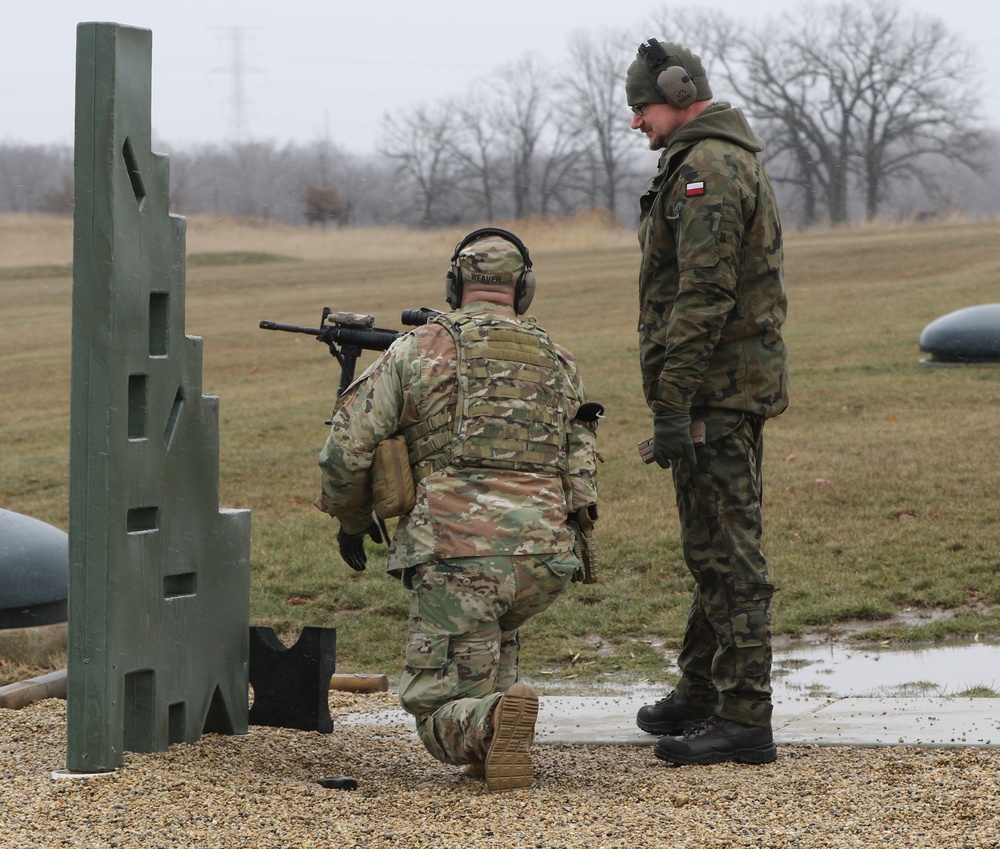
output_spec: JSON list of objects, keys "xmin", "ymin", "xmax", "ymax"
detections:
[
  {"xmin": 316, "ymin": 302, "xmax": 599, "ymax": 574},
  {"xmin": 637, "ymin": 101, "xmax": 789, "ymax": 419}
]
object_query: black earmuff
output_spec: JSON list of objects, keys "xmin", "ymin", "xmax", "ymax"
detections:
[
  {"xmin": 445, "ymin": 227, "xmax": 536, "ymax": 314},
  {"xmin": 638, "ymin": 38, "xmax": 697, "ymax": 110}
]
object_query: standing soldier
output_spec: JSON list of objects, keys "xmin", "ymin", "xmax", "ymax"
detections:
[
  {"xmin": 315, "ymin": 228, "xmax": 601, "ymax": 790},
  {"xmin": 625, "ymin": 39, "xmax": 789, "ymax": 765}
]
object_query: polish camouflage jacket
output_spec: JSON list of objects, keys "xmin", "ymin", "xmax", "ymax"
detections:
[
  {"xmin": 316, "ymin": 302, "xmax": 599, "ymax": 575},
  {"xmin": 637, "ymin": 101, "xmax": 789, "ymax": 419}
]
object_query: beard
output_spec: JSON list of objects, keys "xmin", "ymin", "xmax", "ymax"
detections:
[{"xmin": 647, "ymin": 132, "xmax": 669, "ymax": 151}]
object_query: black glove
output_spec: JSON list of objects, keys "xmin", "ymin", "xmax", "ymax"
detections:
[
  {"xmin": 652, "ymin": 409, "xmax": 697, "ymax": 470},
  {"xmin": 337, "ymin": 528, "xmax": 368, "ymax": 571},
  {"xmin": 336, "ymin": 515, "xmax": 388, "ymax": 572}
]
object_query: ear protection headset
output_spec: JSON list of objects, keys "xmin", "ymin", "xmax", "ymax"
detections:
[
  {"xmin": 638, "ymin": 38, "xmax": 697, "ymax": 110},
  {"xmin": 445, "ymin": 227, "xmax": 536, "ymax": 314}
]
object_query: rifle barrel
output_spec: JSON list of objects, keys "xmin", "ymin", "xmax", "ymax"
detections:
[{"xmin": 258, "ymin": 320, "xmax": 322, "ymax": 336}]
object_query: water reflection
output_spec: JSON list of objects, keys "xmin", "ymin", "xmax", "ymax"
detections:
[
  {"xmin": 771, "ymin": 640, "xmax": 1000, "ymax": 699},
  {"xmin": 529, "ymin": 640, "xmax": 1000, "ymax": 700}
]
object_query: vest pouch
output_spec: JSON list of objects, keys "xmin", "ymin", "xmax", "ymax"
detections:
[{"xmin": 372, "ymin": 435, "xmax": 417, "ymax": 519}]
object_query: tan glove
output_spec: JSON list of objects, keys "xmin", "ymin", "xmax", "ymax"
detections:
[{"xmin": 568, "ymin": 505, "xmax": 598, "ymax": 584}]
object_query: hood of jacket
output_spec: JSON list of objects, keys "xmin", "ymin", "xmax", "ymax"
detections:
[{"xmin": 665, "ymin": 101, "xmax": 765, "ymax": 158}]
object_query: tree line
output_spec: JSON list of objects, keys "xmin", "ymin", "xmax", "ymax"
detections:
[{"xmin": 1, "ymin": 0, "xmax": 998, "ymax": 230}]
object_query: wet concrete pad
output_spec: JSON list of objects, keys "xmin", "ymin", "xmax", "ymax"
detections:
[{"xmin": 338, "ymin": 695, "xmax": 1000, "ymax": 749}]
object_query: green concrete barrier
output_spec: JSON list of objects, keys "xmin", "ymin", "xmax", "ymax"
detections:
[{"xmin": 67, "ymin": 22, "xmax": 251, "ymax": 773}]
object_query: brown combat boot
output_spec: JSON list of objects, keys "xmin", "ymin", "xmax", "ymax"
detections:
[{"xmin": 484, "ymin": 683, "xmax": 539, "ymax": 792}]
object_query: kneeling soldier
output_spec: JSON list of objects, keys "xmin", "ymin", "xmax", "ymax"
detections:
[{"xmin": 315, "ymin": 228, "xmax": 601, "ymax": 790}]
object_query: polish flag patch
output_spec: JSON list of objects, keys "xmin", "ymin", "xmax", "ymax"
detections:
[{"xmin": 685, "ymin": 181, "xmax": 706, "ymax": 197}]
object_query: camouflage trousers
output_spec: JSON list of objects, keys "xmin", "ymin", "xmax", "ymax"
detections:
[
  {"xmin": 669, "ymin": 410, "xmax": 775, "ymax": 727},
  {"xmin": 398, "ymin": 552, "xmax": 578, "ymax": 765}
]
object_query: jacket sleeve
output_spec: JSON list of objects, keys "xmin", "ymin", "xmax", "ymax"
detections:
[
  {"xmin": 652, "ymin": 166, "xmax": 744, "ymax": 413},
  {"xmin": 315, "ymin": 337, "xmax": 411, "ymax": 533}
]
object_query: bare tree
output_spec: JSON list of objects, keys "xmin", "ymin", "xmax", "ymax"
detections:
[
  {"xmin": 0, "ymin": 144, "xmax": 72, "ymax": 213},
  {"xmin": 556, "ymin": 31, "xmax": 638, "ymax": 218},
  {"xmin": 297, "ymin": 134, "xmax": 357, "ymax": 225},
  {"xmin": 226, "ymin": 141, "xmax": 295, "ymax": 220},
  {"xmin": 324, "ymin": 155, "xmax": 400, "ymax": 227},
  {"xmin": 890, "ymin": 130, "xmax": 1000, "ymax": 219},
  {"xmin": 449, "ymin": 88, "xmax": 503, "ymax": 221},
  {"xmin": 381, "ymin": 103, "xmax": 460, "ymax": 226},
  {"xmin": 707, "ymin": 11, "xmax": 856, "ymax": 225},
  {"xmin": 487, "ymin": 55, "xmax": 553, "ymax": 219},
  {"xmin": 845, "ymin": 0, "xmax": 984, "ymax": 219},
  {"xmin": 37, "ymin": 174, "xmax": 74, "ymax": 215},
  {"xmin": 535, "ymin": 123, "xmax": 587, "ymax": 217},
  {"xmin": 4, "ymin": 10, "xmax": 993, "ymax": 230},
  {"xmin": 708, "ymin": 0, "xmax": 985, "ymax": 224}
]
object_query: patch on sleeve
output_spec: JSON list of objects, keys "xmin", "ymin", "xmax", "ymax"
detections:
[{"xmin": 685, "ymin": 181, "xmax": 705, "ymax": 197}]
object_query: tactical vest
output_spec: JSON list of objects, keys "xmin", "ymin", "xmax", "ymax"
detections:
[{"xmin": 404, "ymin": 312, "xmax": 571, "ymax": 480}]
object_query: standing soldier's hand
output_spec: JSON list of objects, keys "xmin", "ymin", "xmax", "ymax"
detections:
[{"xmin": 652, "ymin": 409, "xmax": 697, "ymax": 469}]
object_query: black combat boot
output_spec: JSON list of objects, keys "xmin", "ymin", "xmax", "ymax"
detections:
[
  {"xmin": 654, "ymin": 715, "xmax": 777, "ymax": 765},
  {"xmin": 635, "ymin": 691, "xmax": 716, "ymax": 735}
]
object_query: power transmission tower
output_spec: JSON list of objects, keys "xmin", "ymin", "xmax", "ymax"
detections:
[{"xmin": 213, "ymin": 27, "xmax": 261, "ymax": 144}]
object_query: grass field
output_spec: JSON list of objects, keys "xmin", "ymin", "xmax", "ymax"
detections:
[{"xmin": 2, "ymin": 211, "xmax": 998, "ymax": 688}]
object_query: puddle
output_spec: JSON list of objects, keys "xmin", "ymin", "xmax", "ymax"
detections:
[
  {"xmin": 771, "ymin": 640, "xmax": 1000, "ymax": 699},
  {"xmin": 528, "ymin": 640, "xmax": 1000, "ymax": 700}
]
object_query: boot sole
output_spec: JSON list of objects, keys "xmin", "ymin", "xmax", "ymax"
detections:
[
  {"xmin": 485, "ymin": 684, "xmax": 539, "ymax": 792},
  {"xmin": 654, "ymin": 743, "xmax": 778, "ymax": 766}
]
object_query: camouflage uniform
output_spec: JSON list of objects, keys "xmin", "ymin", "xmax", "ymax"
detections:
[
  {"xmin": 637, "ymin": 101, "xmax": 789, "ymax": 727},
  {"xmin": 317, "ymin": 290, "xmax": 599, "ymax": 765}
]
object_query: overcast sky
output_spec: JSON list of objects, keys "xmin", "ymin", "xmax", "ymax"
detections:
[{"xmin": 3, "ymin": 0, "xmax": 998, "ymax": 154}]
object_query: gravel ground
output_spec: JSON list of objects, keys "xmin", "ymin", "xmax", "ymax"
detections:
[{"xmin": 2, "ymin": 692, "xmax": 999, "ymax": 849}]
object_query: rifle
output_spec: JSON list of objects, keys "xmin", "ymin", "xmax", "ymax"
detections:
[{"xmin": 259, "ymin": 306, "xmax": 442, "ymax": 421}]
